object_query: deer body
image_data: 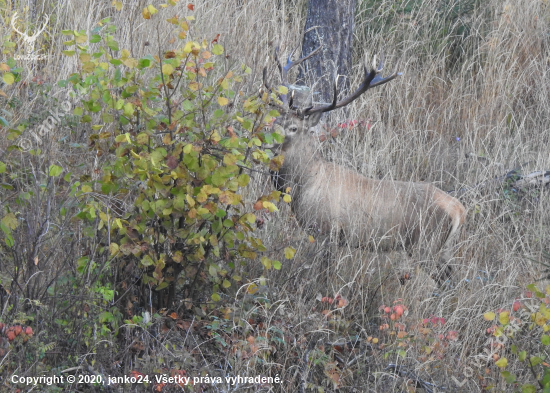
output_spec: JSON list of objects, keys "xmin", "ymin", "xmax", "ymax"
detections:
[
  {"xmin": 265, "ymin": 47, "xmax": 465, "ymax": 283},
  {"xmin": 274, "ymin": 121, "xmax": 465, "ymax": 256}
]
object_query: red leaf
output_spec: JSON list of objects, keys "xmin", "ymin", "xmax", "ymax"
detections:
[
  {"xmin": 166, "ymin": 155, "xmax": 178, "ymax": 169},
  {"xmin": 187, "ymin": 4, "xmax": 194, "ymax": 11}
]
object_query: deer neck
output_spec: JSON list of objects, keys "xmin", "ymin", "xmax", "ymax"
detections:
[{"xmin": 280, "ymin": 134, "xmax": 324, "ymax": 188}]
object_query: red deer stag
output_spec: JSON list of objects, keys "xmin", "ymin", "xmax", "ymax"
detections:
[{"xmin": 263, "ymin": 47, "xmax": 466, "ymax": 285}]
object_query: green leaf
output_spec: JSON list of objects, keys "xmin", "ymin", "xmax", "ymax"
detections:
[
  {"xmin": 212, "ymin": 44, "xmax": 224, "ymax": 55},
  {"xmin": 141, "ymin": 255, "xmax": 154, "ymax": 267},
  {"xmin": 155, "ymin": 282, "xmax": 169, "ymax": 291},
  {"xmin": 48, "ymin": 165, "xmax": 63, "ymax": 177},
  {"xmin": 273, "ymin": 260, "xmax": 282, "ymax": 270},
  {"xmin": 106, "ymin": 40, "xmax": 119, "ymax": 51},
  {"xmin": 500, "ymin": 371, "xmax": 515, "ymax": 384},
  {"xmin": 212, "ymin": 292, "xmax": 220, "ymax": 302},
  {"xmin": 530, "ymin": 356, "xmax": 543, "ymax": 367},
  {"xmin": 138, "ymin": 58, "xmax": 151, "ymax": 68},
  {"xmin": 522, "ymin": 385, "xmax": 537, "ymax": 393},
  {"xmin": 519, "ymin": 351, "xmax": 527, "ymax": 361},
  {"xmin": 0, "ymin": 161, "xmax": 6, "ymax": 174},
  {"xmin": 542, "ymin": 335, "xmax": 550, "ymax": 345}
]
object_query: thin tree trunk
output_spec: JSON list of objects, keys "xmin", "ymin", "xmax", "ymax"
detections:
[{"xmin": 298, "ymin": 0, "xmax": 356, "ymax": 114}]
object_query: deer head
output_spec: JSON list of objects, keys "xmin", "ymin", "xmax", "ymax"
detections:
[{"xmin": 263, "ymin": 46, "xmax": 400, "ymax": 143}]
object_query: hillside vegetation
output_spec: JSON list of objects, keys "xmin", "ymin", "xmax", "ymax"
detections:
[{"xmin": 0, "ymin": 0, "xmax": 549, "ymax": 391}]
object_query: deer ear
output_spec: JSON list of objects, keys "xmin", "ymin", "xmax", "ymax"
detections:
[{"xmin": 307, "ymin": 112, "xmax": 323, "ymax": 127}]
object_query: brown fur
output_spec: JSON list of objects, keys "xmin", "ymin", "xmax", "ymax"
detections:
[{"xmin": 273, "ymin": 113, "xmax": 466, "ymax": 284}]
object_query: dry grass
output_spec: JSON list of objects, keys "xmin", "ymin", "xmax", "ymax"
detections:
[{"xmin": 1, "ymin": 0, "xmax": 550, "ymax": 391}]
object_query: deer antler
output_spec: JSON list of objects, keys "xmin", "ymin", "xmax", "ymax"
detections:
[
  {"xmin": 262, "ymin": 45, "xmax": 322, "ymax": 110},
  {"xmin": 302, "ymin": 52, "xmax": 401, "ymax": 116}
]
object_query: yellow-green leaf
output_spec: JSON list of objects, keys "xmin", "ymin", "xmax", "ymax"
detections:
[
  {"xmin": 109, "ymin": 243, "xmax": 119, "ymax": 256},
  {"xmin": 162, "ymin": 64, "xmax": 174, "ymax": 75},
  {"xmin": 499, "ymin": 311, "xmax": 510, "ymax": 325},
  {"xmin": 261, "ymin": 256, "xmax": 272, "ymax": 269},
  {"xmin": 1, "ymin": 213, "xmax": 18, "ymax": 230},
  {"xmin": 48, "ymin": 165, "xmax": 63, "ymax": 177},
  {"xmin": 2, "ymin": 73, "xmax": 15, "ymax": 85},
  {"xmin": 495, "ymin": 357, "xmax": 507, "ymax": 368},
  {"xmin": 277, "ymin": 85, "xmax": 288, "ymax": 95},
  {"xmin": 483, "ymin": 312, "xmax": 495, "ymax": 321},
  {"xmin": 262, "ymin": 201, "xmax": 278, "ymax": 212},
  {"xmin": 217, "ymin": 96, "xmax": 229, "ymax": 106},
  {"xmin": 284, "ymin": 247, "xmax": 296, "ymax": 260},
  {"xmin": 183, "ymin": 41, "xmax": 200, "ymax": 53},
  {"xmin": 212, "ymin": 44, "xmax": 224, "ymax": 55}
]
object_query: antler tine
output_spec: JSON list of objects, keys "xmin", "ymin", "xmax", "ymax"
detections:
[
  {"xmin": 282, "ymin": 45, "xmax": 322, "ymax": 82},
  {"xmin": 369, "ymin": 52, "xmax": 401, "ymax": 88},
  {"xmin": 376, "ymin": 52, "xmax": 384, "ymax": 72},
  {"xmin": 281, "ymin": 46, "xmax": 299, "ymax": 82},
  {"xmin": 273, "ymin": 45, "xmax": 322, "ymax": 107}
]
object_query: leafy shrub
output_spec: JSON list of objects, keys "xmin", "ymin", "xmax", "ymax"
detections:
[
  {"xmin": 0, "ymin": 3, "xmax": 291, "ymax": 388},
  {"xmin": 483, "ymin": 284, "xmax": 550, "ymax": 392}
]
